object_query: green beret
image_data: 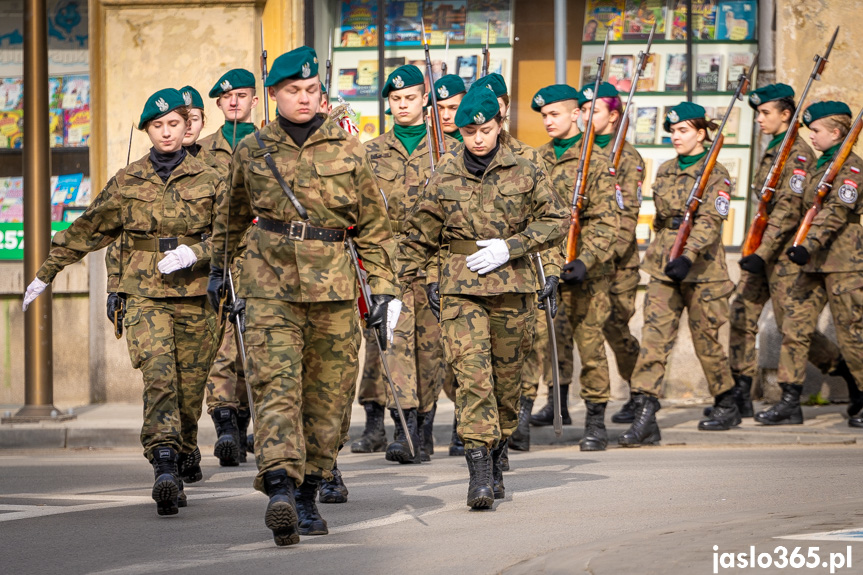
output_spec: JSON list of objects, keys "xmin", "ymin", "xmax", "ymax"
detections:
[
  {"xmin": 321, "ymin": 81, "xmax": 328, "ymax": 95},
  {"xmin": 208, "ymin": 68, "xmax": 256, "ymax": 98},
  {"xmin": 663, "ymin": 101, "xmax": 707, "ymax": 132},
  {"xmin": 138, "ymin": 88, "xmax": 186, "ymax": 129},
  {"xmin": 748, "ymin": 83, "xmax": 794, "ymax": 109},
  {"xmin": 802, "ymin": 101, "xmax": 852, "ymax": 127},
  {"xmin": 577, "ymin": 82, "xmax": 619, "ymax": 107},
  {"xmin": 434, "ymin": 74, "xmax": 466, "ymax": 102},
  {"xmin": 531, "ymin": 84, "xmax": 579, "ymax": 112},
  {"xmin": 179, "ymin": 85, "xmax": 204, "ymax": 110},
  {"xmin": 471, "ymin": 73, "xmax": 508, "ymax": 97},
  {"xmin": 382, "ymin": 65, "xmax": 425, "ymax": 98},
  {"xmin": 265, "ymin": 47, "xmax": 319, "ymax": 87},
  {"xmin": 455, "ymin": 86, "xmax": 501, "ymax": 128}
]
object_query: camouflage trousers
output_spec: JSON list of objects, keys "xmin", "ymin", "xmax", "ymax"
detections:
[
  {"xmin": 780, "ymin": 272, "xmax": 863, "ymax": 389},
  {"xmin": 244, "ymin": 298, "xmax": 360, "ymax": 492},
  {"xmin": 124, "ymin": 295, "xmax": 218, "ymax": 461},
  {"xmin": 559, "ymin": 276, "xmax": 612, "ymax": 403},
  {"xmin": 204, "ymin": 321, "xmax": 250, "ymax": 413},
  {"xmin": 631, "ymin": 279, "xmax": 735, "ymax": 398},
  {"xmin": 441, "ymin": 293, "xmax": 535, "ymax": 450},
  {"xmin": 730, "ymin": 267, "xmax": 840, "ymax": 380},
  {"xmin": 603, "ymin": 265, "xmax": 642, "ymax": 383},
  {"xmin": 521, "ymin": 294, "xmax": 574, "ymax": 401},
  {"xmin": 359, "ymin": 276, "xmax": 453, "ymax": 414}
]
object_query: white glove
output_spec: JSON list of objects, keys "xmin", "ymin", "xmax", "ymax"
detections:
[
  {"xmin": 465, "ymin": 238, "xmax": 510, "ymax": 275},
  {"xmin": 386, "ymin": 298, "xmax": 402, "ymax": 343},
  {"xmin": 22, "ymin": 278, "xmax": 48, "ymax": 311},
  {"xmin": 157, "ymin": 244, "xmax": 198, "ymax": 275}
]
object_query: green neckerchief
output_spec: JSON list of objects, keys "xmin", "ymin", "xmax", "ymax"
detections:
[
  {"xmin": 767, "ymin": 130, "xmax": 787, "ymax": 151},
  {"xmin": 594, "ymin": 133, "xmax": 613, "ymax": 148},
  {"xmin": 393, "ymin": 123, "xmax": 427, "ymax": 155},
  {"xmin": 816, "ymin": 142, "xmax": 842, "ymax": 170},
  {"xmin": 221, "ymin": 122, "xmax": 255, "ymax": 149},
  {"xmin": 553, "ymin": 132, "xmax": 583, "ymax": 159},
  {"xmin": 678, "ymin": 150, "xmax": 707, "ymax": 171},
  {"xmin": 448, "ymin": 129, "xmax": 463, "ymax": 143}
]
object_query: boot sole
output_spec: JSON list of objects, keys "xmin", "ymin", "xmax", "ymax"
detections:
[
  {"xmin": 152, "ymin": 477, "xmax": 179, "ymax": 516},
  {"xmin": 265, "ymin": 500, "xmax": 300, "ymax": 547},
  {"xmin": 180, "ymin": 469, "xmax": 203, "ymax": 484},
  {"xmin": 214, "ymin": 438, "xmax": 240, "ymax": 466},
  {"xmin": 468, "ymin": 492, "xmax": 494, "ymax": 509}
]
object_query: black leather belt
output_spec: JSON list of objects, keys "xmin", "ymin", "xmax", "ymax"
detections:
[
  {"xmin": 653, "ymin": 215, "xmax": 683, "ymax": 231},
  {"xmin": 131, "ymin": 235, "xmax": 205, "ymax": 252},
  {"xmin": 257, "ymin": 217, "xmax": 347, "ymax": 242}
]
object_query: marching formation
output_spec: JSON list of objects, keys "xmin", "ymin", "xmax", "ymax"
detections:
[{"xmin": 19, "ymin": 25, "xmax": 863, "ymax": 547}]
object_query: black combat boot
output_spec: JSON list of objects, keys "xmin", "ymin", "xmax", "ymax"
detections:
[
  {"xmin": 236, "ymin": 407, "xmax": 251, "ymax": 464},
  {"xmin": 177, "ymin": 478, "xmax": 187, "ymax": 508},
  {"xmin": 618, "ymin": 394, "xmax": 661, "ymax": 447},
  {"xmin": 491, "ymin": 439, "xmax": 508, "ymax": 500},
  {"xmin": 151, "ymin": 447, "xmax": 180, "ymax": 516},
  {"xmin": 698, "ymin": 388, "xmax": 742, "ymax": 430},
  {"xmin": 755, "ymin": 383, "xmax": 803, "ymax": 425},
  {"xmin": 580, "ymin": 401, "xmax": 608, "ymax": 451},
  {"xmin": 263, "ymin": 469, "xmax": 299, "ymax": 547},
  {"xmin": 733, "ymin": 375, "xmax": 754, "ymax": 418},
  {"xmin": 177, "ymin": 446, "xmax": 202, "ymax": 483},
  {"xmin": 296, "ymin": 475, "xmax": 328, "ymax": 535},
  {"xmin": 386, "ymin": 408, "xmax": 422, "ymax": 464},
  {"xmin": 498, "ymin": 442, "xmax": 510, "ymax": 471},
  {"xmin": 509, "ymin": 396, "xmax": 533, "ymax": 451},
  {"xmin": 530, "ymin": 385, "xmax": 572, "ymax": 426},
  {"xmin": 449, "ymin": 414, "xmax": 465, "ymax": 456},
  {"xmin": 419, "ymin": 402, "xmax": 437, "ymax": 460},
  {"xmin": 212, "ymin": 407, "xmax": 240, "ymax": 466},
  {"xmin": 611, "ymin": 396, "xmax": 637, "ymax": 424},
  {"xmin": 318, "ymin": 461, "xmax": 349, "ymax": 504},
  {"xmin": 464, "ymin": 446, "xmax": 494, "ymax": 509},
  {"xmin": 350, "ymin": 402, "xmax": 387, "ymax": 453},
  {"xmin": 831, "ymin": 359, "xmax": 863, "ymax": 417}
]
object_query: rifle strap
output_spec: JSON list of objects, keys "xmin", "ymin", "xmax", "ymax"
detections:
[{"xmin": 253, "ymin": 131, "xmax": 311, "ymax": 223}]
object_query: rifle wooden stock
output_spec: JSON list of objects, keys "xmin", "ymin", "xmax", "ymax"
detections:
[
  {"xmin": 669, "ymin": 134, "xmax": 723, "ymax": 261},
  {"xmin": 421, "ymin": 21, "xmax": 446, "ymax": 163},
  {"xmin": 566, "ymin": 126, "xmax": 595, "ymax": 263}
]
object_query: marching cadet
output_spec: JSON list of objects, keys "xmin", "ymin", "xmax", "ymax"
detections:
[
  {"xmin": 776, "ymin": 101, "xmax": 863, "ymax": 427},
  {"xmin": 399, "ymin": 87, "xmax": 567, "ymax": 509},
  {"xmin": 729, "ymin": 85, "xmax": 855, "ymax": 423},
  {"xmin": 530, "ymin": 84, "xmax": 620, "ymax": 451},
  {"xmin": 621, "ymin": 103, "xmax": 738, "ymax": 446},
  {"xmin": 209, "ymin": 46, "xmax": 401, "ymax": 546},
  {"xmin": 435, "ymin": 74, "xmax": 467, "ymax": 142},
  {"xmin": 23, "ymin": 89, "xmax": 223, "ymax": 516},
  {"xmin": 198, "ymin": 68, "xmax": 258, "ymax": 176}
]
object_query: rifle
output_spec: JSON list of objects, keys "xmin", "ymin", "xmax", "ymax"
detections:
[
  {"xmin": 742, "ymin": 27, "xmax": 839, "ymax": 256},
  {"xmin": 346, "ymin": 237, "xmax": 414, "ymax": 458},
  {"xmin": 481, "ymin": 20, "xmax": 490, "ymax": 77},
  {"xmin": 610, "ymin": 24, "xmax": 655, "ymax": 174},
  {"xmin": 325, "ymin": 28, "xmax": 333, "ymax": 103},
  {"xmin": 260, "ymin": 22, "xmax": 270, "ymax": 126},
  {"xmin": 791, "ymin": 106, "xmax": 863, "ymax": 249},
  {"xmin": 226, "ymin": 268, "xmax": 255, "ymax": 424},
  {"xmin": 531, "ymin": 253, "xmax": 562, "ymax": 436},
  {"xmin": 441, "ymin": 35, "xmax": 449, "ymax": 76},
  {"xmin": 421, "ymin": 18, "xmax": 446, "ymax": 163},
  {"xmin": 218, "ymin": 115, "xmax": 239, "ymax": 327},
  {"xmin": 669, "ymin": 52, "xmax": 758, "ymax": 261},
  {"xmin": 565, "ymin": 30, "xmax": 610, "ymax": 264},
  {"xmin": 113, "ymin": 123, "xmax": 135, "ymax": 339}
]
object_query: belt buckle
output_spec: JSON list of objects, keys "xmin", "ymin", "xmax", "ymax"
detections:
[
  {"xmin": 159, "ymin": 237, "xmax": 179, "ymax": 252},
  {"xmin": 288, "ymin": 221, "xmax": 307, "ymax": 241}
]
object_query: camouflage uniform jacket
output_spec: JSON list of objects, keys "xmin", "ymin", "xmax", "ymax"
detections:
[
  {"xmin": 537, "ymin": 139, "xmax": 621, "ymax": 279},
  {"xmin": 398, "ymin": 140, "xmax": 568, "ymax": 295},
  {"xmin": 211, "ymin": 115, "xmax": 399, "ymax": 302},
  {"xmin": 795, "ymin": 150, "xmax": 863, "ymax": 273},
  {"xmin": 598, "ymin": 139, "xmax": 644, "ymax": 269},
  {"xmin": 642, "ymin": 156, "xmax": 732, "ymax": 283},
  {"xmin": 38, "ymin": 152, "xmax": 223, "ymax": 297},
  {"xmin": 198, "ymin": 128, "xmax": 234, "ymax": 180}
]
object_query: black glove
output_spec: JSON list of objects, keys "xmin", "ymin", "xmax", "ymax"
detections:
[
  {"xmin": 786, "ymin": 245, "xmax": 810, "ymax": 266},
  {"xmin": 207, "ymin": 267, "xmax": 225, "ymax": 312},
  {"xmin": 738, "ymin": 254, "xmax": 766, "ymax": 275},
  {"xmin": 664, "ymin": 256, "xmax": 692, "ymax": 282},
  {"xmin": 367, "ymin": 294, "xmax": 394, "ymax": 351},
  {"xmin": 536, "ymin": 275, "xmax": 559, "ymax": 318},
  {"xmin": 426, "ymin": 282, "xmax": 441, "ymax": 321},
  {"xmin": 561, "ymin": 259, "xmax": 587, "ymax": 284},
  {"xmin": 106, "ymin": 292, "xmax": 125, "ymax": 324},
  {"xmin": 228, "ymin": 298, "xmax": 246, "ymax": 334}
]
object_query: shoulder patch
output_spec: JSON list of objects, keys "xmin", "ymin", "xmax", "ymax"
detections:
[
  {"xmin": 790, "ymin": 169, "xmax": 806, "ymax": 194},
  {"xmin": 838, "ymin": 179, "xmax": 858, "ymax": 204},
  {"xmin": 797, "ymin": 155, "xmax": 807, "ymax": 163},
  {"xmin": 850, "ymin": 166, "xmax": 861, "ymax": 174},
  {"xmin": 715, "ymin": 189, "xmax": 730, "ymax": 217},
  {"xmin": 615, "ymin": 184, "xmax": 625, "ymax": 210}
]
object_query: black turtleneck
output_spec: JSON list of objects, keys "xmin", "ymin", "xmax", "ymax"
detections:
[
  {"xmin": 278, "ymin": 114, "xmax": 325, "ymax": 147},
  {"xmin": 184, "ymin": 143, "xmax": 202, "ymax": 158},
  {"xmin": 149, "ymin": 147, "xmax": 187, "ymax": 183},
  {"xmin": 463, "ymin": 141, "xmax": 500, "ymax": 178}
]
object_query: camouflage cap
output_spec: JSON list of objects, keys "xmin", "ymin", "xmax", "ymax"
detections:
[
  {"xmin": 138, "ymin": 88, "xmax": 187, "ymax": 129},
  {"xmin": 179, "ymin": 85, "xmax": 205, "ymax": 110},
  {"xmin": 531, "ymin": 84, "xmax": 579, "ymax": 112},
  {"xmin": 434, "ymin": 74, "xmax": 466, "ymax": 102},
  {"xmin": 663, "ymin": 101, "xmax": 707, "ymax": 132},
  {"xmin": 748, "ymin": 83, "xmax": 794, "ymax": 110},
  {"xmin": 577, "ymin": 81, "xmax": 619, "ymax": 107},
  {"xmin": 265, "ymin": 46, "xmax": 319, "ymax": 87},
  {"xmin": 382, "ymin": 65, "xmax": 425, "ymax": 98},
  {"xmin": 208, "ymin": 68, "xmax": 256, "ymax": 98},
  {"xmin": 802, "ymin": 100, "xmax": 852, "ymax": 127},
  {"xmin": 471, "ymin": 72, "xmax": 507, "ymax": 97},
  {"xmin": 455, "ymin": 86, "xmax": 501, "ymax": 128}
]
